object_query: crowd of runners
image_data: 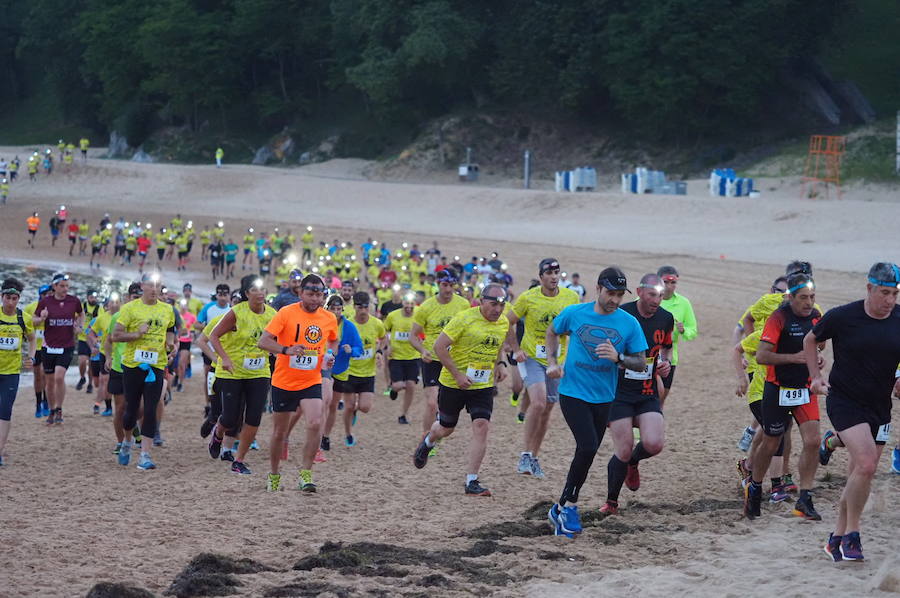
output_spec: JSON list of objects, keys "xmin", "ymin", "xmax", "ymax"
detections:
[{"xmin": 1, "ymin": 209, "xmax": 898, "ymax": 563}]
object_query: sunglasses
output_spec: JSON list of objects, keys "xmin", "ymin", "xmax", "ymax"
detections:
[{"xmin": 354, "ymin": 303, "xmax": 369, "ymax": 308}]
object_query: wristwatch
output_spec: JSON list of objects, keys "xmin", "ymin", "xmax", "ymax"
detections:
[
  {"xmin": 281, "ymin": 346, "xmax": 288, "ymax": 355},
  {"xmin": 617, "ymin": 352, "xmax": 625, "ymax": 363}
]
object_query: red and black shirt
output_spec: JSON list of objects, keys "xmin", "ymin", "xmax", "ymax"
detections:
[
  {"xmin": 617, "ymin": 301, "xmax": 674, "ymax": 398},
  {"xmin": 761, "ymin": 303, "xmax": 821, "ymax": 388}
]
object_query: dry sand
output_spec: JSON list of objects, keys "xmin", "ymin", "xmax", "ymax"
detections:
[{"xmin": 0, "ymin": 147, "xmax": 898, "ymax": 597}]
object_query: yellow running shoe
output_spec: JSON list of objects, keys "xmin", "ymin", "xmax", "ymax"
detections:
[
  {"xmin": 267, "ymin": 473, "xmax": 282, "ymax": 492},
  {"xmin": 298, "ymin": 469, "xmax": 316, "ymax": 493}
]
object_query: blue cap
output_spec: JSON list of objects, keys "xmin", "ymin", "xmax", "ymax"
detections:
[{"xmin": 38, "ymin": 284, "xmax": 52, "ymax": 294}]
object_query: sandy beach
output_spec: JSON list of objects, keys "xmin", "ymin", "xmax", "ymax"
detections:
[{"xmin": 0, "ymin": 148, "xmax": 898, "ymax": 597}]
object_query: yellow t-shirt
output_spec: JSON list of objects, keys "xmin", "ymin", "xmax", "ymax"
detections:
[
  {"xmin": 512, "ymin": 285, "xmax": 579, "ymax": 365},
  {"xmin": 302, "ymin": 232, "xmax": 314, "ymax": 249},
  {"xmin": 347, "ymin": 316, "xmax": 386, "ymax": 378},
  {"xmin": 79, "ymin": 303, "xmax": 105, "ymax": 342},
  {"xmin": 117, "ymin": 300, "xmax": 175, "ymax": 369},
  {"xmin": 214, "ymin": 301, "xmax": 276, "ymax": 380},
  {"xmin": 412, "ymin": 294, "xmax": 470, "ymax": 352},
  {"xmin": 740, "ymin": 330, "xmax": 765, "ymax": 404},
  {"xmin": 438, "ymin": 307, "xmax": 508, "ymax": 390},
  {"xmin": 0, "ymin": 309, "xmax": 33, "ymax": 374},
  {"xmin": 22, "ymin": 301, "xmax": 44, "ymax": 351},
  {"xmin": 384, "ymin": 308, "xmax": 418, "ymax": 361},
  {"xmin": 89, "ymin": 310, "xmax": 113, "ymax": 353}
]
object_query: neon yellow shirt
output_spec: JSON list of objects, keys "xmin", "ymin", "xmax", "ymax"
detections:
[
  {"xmin": 117, "ymin": 300, "xmax": 175, "ymax": 369},
  {"xmin": 438, "ymin": 307, "xmax": 507, "ymax": 390},
  {"xmin": 214, "ymin": 302, "xmax": 276, "ymax": 380},
  {"xmin": 347, "ymin": 316, "xmax": 385, "ymax": 378},
  {"xmin": 384, "ymin": 308, "xmax": 418, "ymax": 361},
  {"xmin": 22, "ymin": 301, "xmax": 44, "ymax": 351},
  {"xmin": 512, "ymin": 285, "xmax": 579, "ymax": 365},
  {"xmin": 740, "ymin": 330, "xmax": 765, "ymax": 405},
  {"xmin": 412, "ymin": 294, "xmax": 470, "ymax": 352},
  {"xmin": 0, "ymin": 309, "xmax": 33, "ymax": 374}
]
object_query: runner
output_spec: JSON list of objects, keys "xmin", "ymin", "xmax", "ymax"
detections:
[
  {"xmin": 412, "ymin": 283, "xmax": 510, "ymax": 497},
  {"xmin": 319, "ymin": 294, "xmax": 363, "ymax": 455},
  {"xmin": 599, "ymin": 274, "xmax": 673, "ymax": 514},
  {"xmin": 383, "ymin": 293, "xmax": 421, "ymax": 424},
  {"xmin": 103, "ymin": 285, "xmax": 140, "ymax": 455},
  {"xmin": 175, "ymin": 300, "xmax": 197, "ymax": 392},
  {"xmin": 257, "ymin": 274, "xmax": 337, "ymax": 491},
  {"xmin": 807, "ymin": 262, "xmax": 900, "ymax": 561},
  {"xmin": 86, "ymin": 293, "xmax": 119, "ymax": 417},
  {"xmin": 26, "ymin": 212, "xmax": 40, "ymax": 248},
  {"xmin": 505, "ymin": 258, "xmax": 579, "ymax": 479},
  {"xmin": 111, "ymin": 273, "xmax": 176, "ymax": 470},
  {"xmin": 77, "ymin": 290, "xmax": 104, "ymax": 395},
  {"xmin": 744, "ymin": 272, "xmax": 823, "ymax": 521},
  {"xmin": 409, "ymin": 269, "xmax": 470, "ymax": 435},
  {"xmin": 207, "ymin": 276, "xmax": 276, "ymax": 474},
  {"xmin": 336, "ymin": 291, "xmax": 386, "ymax": 446},
  {"xmin": 656, "ymin": 265, "xmax": 698, "ymax": 407},
  {"xmin": 271, "ymin": 269, "xmax": 303, "ymax": 310},
  {"xmin": 545, "ymin": 267, "xmax": 648, "ymax": 537},
  {"xmin": 67, "ymin": 221, "xmax": 79, "ymax": 255},
  {"xmin": 0, "ymin": 278, "xmax": 35, "ymax": 466},
  {"xmin": 33, "ymin": 273, "xmax": 83, "ymax": 424}
]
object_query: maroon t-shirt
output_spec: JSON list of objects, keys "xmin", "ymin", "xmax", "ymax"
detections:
[{"xmin": 38, "ymin": 294, "xmax": 82, "ymax": 349}]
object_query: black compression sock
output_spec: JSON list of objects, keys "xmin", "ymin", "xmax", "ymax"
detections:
[
  {"xmin": 628, "ymin": 441, "xmax": 652, "ymax": 465},
  {"xmin": 607, "ymin": 455, "xmax": 629, "ymax": 502},
  {"xmin": 105, "ymin": 399, "xmax": 112, "ymax": 409},
  {"xmin": 799, "ymin": 489, "xmax": 811, "ymax": 501}
]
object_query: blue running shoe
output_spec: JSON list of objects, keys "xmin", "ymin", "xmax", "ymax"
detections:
[
  {"xmin": 891, "ymin": 447, "xmax": 900, "ymax": 474},
  {"xmin": 547, "ymin": 504, "xmax": 574, "ymax": 539},
  {"xmin": 35, "ymin": 404, "xmax": 42, "ymax": 418},
  {"xmin": 560, "ymin": 505, "xmax": 582, "ymax": 534},
  {"xmin": 823, "ymin": 533, "xmax": 842, "ymax": 562},
  {"xmin": 840, "ymin": 532, "xmax": 864, "ymax": 561},
  {"xmin": 118, "ymin": 443, "xmax": 132, "ymax": 466},
  {"xmin": 819, "ymin": 430, "xmax": 837, "ymax": 466},
  {"xmin": 345, "ymin": 435, "xmax": 357, "ymax": 447},
  {"xmin": 101, "ymin": 407, "xmax": 113, "ymax": 417},
  {"xmin": 40, "ymin": 401, "xmax": 50, "ymax": 418},
  {"xmin": 250, "ymin": 440, "xmax": 260, "ymax": 451},
  {"xmin": 136, "ymin": 453, "xmax": 156, "ymax": 471}
]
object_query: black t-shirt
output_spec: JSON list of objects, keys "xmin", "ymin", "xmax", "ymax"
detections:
[
  {"xmin": 617, "ymin": 301, "xmax": 674, "ymax": 398},
  {"xmin": 760, "ymin": 303, "xmax": 820, "ymax": 388},
  {"xmin": 812, "ymin": 300, "xmax": 900, "ymax": 421}
]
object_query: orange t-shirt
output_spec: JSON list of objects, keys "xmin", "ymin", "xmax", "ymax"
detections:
[
  {"xmin": 27, "ymin": 217, "xmax": 40, "ymax": 231},
  {"xmin": 266, "ymin": 304, "xmax": 338, "ymax": 391}
]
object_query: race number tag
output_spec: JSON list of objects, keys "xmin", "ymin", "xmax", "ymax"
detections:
[
  {"xmin": 243, "ymin": 356, "xmax": 266, "ymax": 370},
  {"xmin": 534, "ymin": 344, "xmax": 561, "ymax": 359},
  {"xmin": 45, "ymin": 346, "xmax": 64, "ymax": 355},
  {"xmin": 0, "ymin": 337, "xmax": 20, "ymax": 350},
  {"xmin": 624, "ymin": 357, "xmax": 655, "ymax": 381},
  {"xmin": 290, "ymin": 351, "xmax": 318, "ymax": 370},
  {"xmin": 395, "ymin": 331, "xmax": 410, "ymax": 341},
  {"xmin": 36, "ymin": 329, "xmax": 44, "ymax": 340},
  {"xmin": 134, "ymin": 349, "xmax": 158, "ymax": 364},
  {"xmin": 875, "ymin": 423, "xmax": 892, "ymax": 443},
  {"xmin": 353, "ymin": 348, "xmax": 374, "ymax": 361},
  {"xmin": 778, "ymin": 387, "xmax": 810, "ymax": 407},
  {"xmin": 207, "ymin": 372, "xmax": 216, "ymax": 395},
  {"xmin": 466, "ymin": 364, "xmax": 492, "ymax": 384}
]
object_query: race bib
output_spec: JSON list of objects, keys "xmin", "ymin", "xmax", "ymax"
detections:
[
  {"xmin": 466, "ymin": 364, "xmax": 492, "ymax": 384},
  {"xmin": 243, "ymin": 356, "xmax": 266, "ymax": 370},
  {"xmin": 778, "ymin": 387, "xmax": 809, "ymax": 407},
  {"xmin": 207, "ymin": 371, "xmax": 216, "ymax": 395},
  {"xmin": 394, "ymin": 331, "xmax": 410, "ymax": 341},
  {"xmin": 45, "ymin": 346, "xmax": 64, "ymax": 355},
  {"xmin": 134, "ymin": 349, "xmax": 158, "ymax": 364},
  {"xmin": 0, "ymin": 337, "xmax": 20, "ymax": 350},
  {"xmin": 534, "ymin": 343, "xmax": 561, "ymax": 360},
  {"xmin": 353, "ymin": 348, "xmax": 374, "ymax": 361},
  {"xmin": 624, "ymin": 357, "xmax": 655, "ymax": 381},
  {"xmin": 290, "ymin": 351, "xmax": 318, "ymax": 370},
  {"xmin": 36, "ymin": 330, "xmax": 44, "ymax": 340},
  {"xmin": 875, "ymin": 423, "xmax": 892, "ymax": 443}
]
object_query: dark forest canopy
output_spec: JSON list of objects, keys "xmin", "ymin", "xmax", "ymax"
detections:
[{"xmin": 1, "ymin": 0, "xmax": 853, "ymax": 144}]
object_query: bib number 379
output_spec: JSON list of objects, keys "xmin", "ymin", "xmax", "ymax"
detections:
[{"xmin": 290, "ymin": 352, "xmax": 318, "ymax": 370}]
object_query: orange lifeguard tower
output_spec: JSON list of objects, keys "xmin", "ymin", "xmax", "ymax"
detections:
[{"xmin": 802, "ymin": 135, "xmax": 845, "ymax": 199}]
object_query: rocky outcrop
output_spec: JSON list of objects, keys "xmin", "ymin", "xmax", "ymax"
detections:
[
  {"xmin": 105, "ymin": 130, "xmax": 132, "ymax": 158},
  {"xmin": 131, "ymin": 147, "xmax": 155, "ymax": 163},
  {"xmin": 252, "ymin": 130, "xmax": 296, "ymax": 165}
]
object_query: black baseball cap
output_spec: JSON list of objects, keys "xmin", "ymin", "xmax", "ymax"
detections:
[
  {"xmin": 539, "ymin": 258, "xmax": 560, "ymax": 274},
  {"xmin": 353, "ymin": 291, "xmax": 370, "ymax": 307},
  {"xmin": 598, "ymin": 267, "xmax": 630, "ymax": 292}
]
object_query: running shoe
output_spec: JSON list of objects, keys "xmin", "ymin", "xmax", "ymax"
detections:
[
  {"xmin": 599, "ymin": 500, "xmax": 619, "ymax": 515},
  {"xmin": 86, "ymin": 384, "xmax": 93, "ymax": 394},
  {"xmin": 101, "ymin": 408, "xmax": 113, "ymax": 417},
  {"xmin": 397, "ymin": 415, "xmax": 409, "ymax": 424},
  {"xmin": 530, "ymin": 456, "xmax": 546, "ymax": 480},
  {"xmin": 823, "ymin": 533, "xmax": 843, "ymax": 562},
  {"xmin": 320, "ymin": 436, "xmax": 331, "ymax": 452},
  {"xmin": 118, "ymin": 443, "xmax": 132, "ymax": 466},
  {"xmin": 892, "ymin": 447, "xmax": 900, "ymax": 474},
  {"xmin": 464, "ymin": 479, "xmax": 491, "ymax": 497},
  {"xmin": 769, "ymin": 484, "xmax": 789, "ymax": 503},
  {"xmin": 517, "ymin": 453, "xmax": 532, "ymax": 475},
  {"xmin": 208, "ymin": 428, "xmax": 223, "ymax": 459},
  {"xmin": 389, "ymin": 389, "xmax": 398, "ymax": 400},
  {"xmin": 35, "ymin": 404, "xmax": 42, "ymax": 418},
  {"xmin": 112, "ymin": 442, "xmax": 122, "ymax": 455},
  {"xmin": 736, "ymin": 458, "xmax": 751, "ymax": 480},
  {"xmin": 819, "ymin": 430, "xmax": 837, "ymax": 466},
  {"xmin": 231, "ymin": 461, "xmax": 251, "ymax": 475},
  {"xmin": 267, "ymin": 472, "xmax": 282, "ymax": 492},
  {"xmin": 337, "ymin": 399, "xmax": 344, "ymax": 411},
  {"xmin": 792, "ymin": 495, "xmax": 822, "ymax": 521},
  {"xmin": 133, "ymin": 426, "xmax": 142, "ymax": 444},
  {"xmin": 547, "ymin": 504, "xmax": 574, "ymax": 538},
  {"xmin": 625, "ymin": 463, "xmax": 640, "ymax": 491},
  {"xmin": 220, "ymin": 450, "xmax": 235, "ymax": 462},
  {"xmin": 298, "ymin": 469, "xmax": 316, "ymax": 492},
  {"xmin": 743, "ymin": 481, "xmax": 762, "ymax": 520},
  {"xmin": 413, "ymin": 437, "xmax": 431, "ymax": 469},
  {"xmin": 382, "ymin": 388, "xmax": 391, "ymax": 397},
  {"xmin": 509, "ymin": 393, "xmax": 519, "ymax": 407},
  {"xmin": 200, "ymin": 418, "xmax": 214, "ymax": 438},
  {"xmin": 840, "ymin": 532, "xmax": 863, "ymax": 561},
  {"xmin": 93, "ymin": 404, "xmax": 100, "ymax": 415},
  {"xmin": 428, "ymin": 445, "xmax": 439, "ymax": 458},
  {"xmin": 55, "ymin": 411, "xmax": 64, "ymax": 425},
  {"xmin": 250, "ymin": 440, "xmax": 259, "ymax": 451},
  {"xmin": 164, "ymin": 388, "xmax": 172, "ymax": 405},
  {"xmin": 782, "ymin": 473, "xmax": 798, "ymax": 493},
  {"xmin": 136, "ymin": 453, "xmax": 156, "ymax": 470},
  {"xmin": 737, "ymin": 426, "xmax": 755, "ymax": 452},
  {"xmin": 314, "ymin": 449, "xmax": 327, "ymax": 463},
  {"xmin": 516, "ymin": 412, "xmax": 525, "ymax": 424},
  {"xmin": 76, "ymin": 377, "xmax": 85, "ymax": 391},
  {"xmin": 40, "ymin": 401, "xmax": 50, "ymax": 417},
  {"xmin": 345, "ymin": 434, "xmax": 356, "ymax": 447},
  {"xmin": 153, "ymin": 433, "xmax": 164, "ymax": 447},
  {"xmin": 559, "ymin": 505, "xmax": 582, "ymax": 534},
  {"xmin": 45, "ymin": 409, "xmax": 56, "ymax": 426}
]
